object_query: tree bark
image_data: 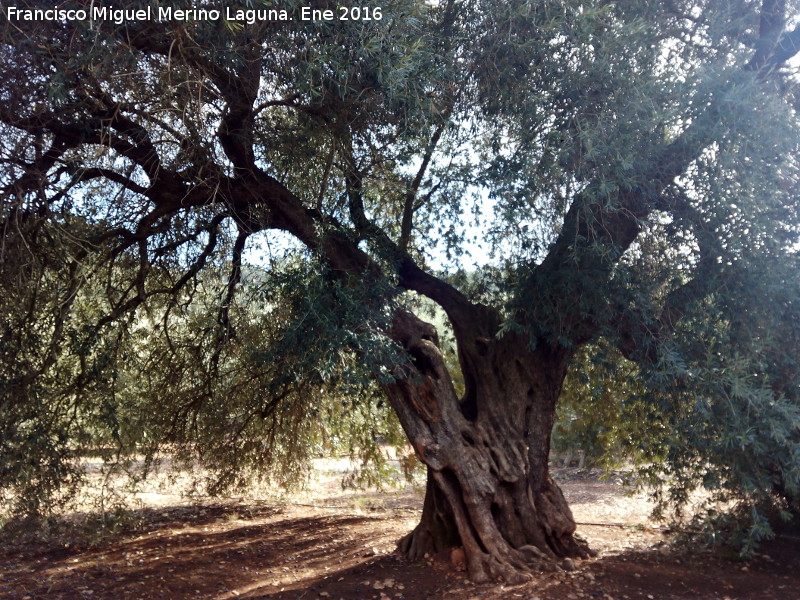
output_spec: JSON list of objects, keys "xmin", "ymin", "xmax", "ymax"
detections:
[{"xmin": 385, "ymin": 310, "xmax": 593, "ymax": 583}]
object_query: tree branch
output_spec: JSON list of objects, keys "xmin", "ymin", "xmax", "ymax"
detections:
[
  {"xmin": 399, "ymin": 121, "xmax": 447, "ymax": 252},
  {"xmin": 766, "ymin": 23, "xmax": 800, "ymax": 68},
  {"xmin": 218, "ymin": 227, "xmax": 249, "ymax": 340},
  {"xmin": 72, "ymin": 167, "xmax": 150, "ymax": 196},
  {"xmin": 746, "ymin": 0, "xmax": 787, "ymax": 72}
]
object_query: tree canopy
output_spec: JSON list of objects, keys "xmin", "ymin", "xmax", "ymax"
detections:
[{"xmin": 1, "ymin": 0, "xmax": 799, "ymax": 581}]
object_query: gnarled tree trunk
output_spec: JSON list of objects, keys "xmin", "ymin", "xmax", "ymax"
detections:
[{"xmin": 384, "ymin": 310, "xmax": 593, "ymax": 583}]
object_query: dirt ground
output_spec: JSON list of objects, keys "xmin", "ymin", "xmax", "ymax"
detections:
[{"xmin": 2, "ymin": 461, "xmax": 799, "ymax": 600}]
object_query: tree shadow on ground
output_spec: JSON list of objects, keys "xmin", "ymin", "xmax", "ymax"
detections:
[
  {"xmin": 0, "ymin": 502, "xmax": 452, "ymax": 600},
  {"xmin": 2, "ymin": 501, "xmax": 800, "ymax": 600}
]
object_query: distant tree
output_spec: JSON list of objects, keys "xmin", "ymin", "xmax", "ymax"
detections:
[
  {"xmin": 2, "ymin": 0, "xmax": 799, "ymax": 581},
  {"xmin": 551, "ymin": 342, "xmax": 651, "ymax": 468}
]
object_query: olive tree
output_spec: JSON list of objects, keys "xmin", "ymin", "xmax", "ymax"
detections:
[{"xmin": 2, "ymin": 0, "xmax": 799, "ymax": 582}]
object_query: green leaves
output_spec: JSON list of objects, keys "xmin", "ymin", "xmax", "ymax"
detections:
[
  {"xmin": 1, "ymin": 0, "xmax": 799, "ymax": 552},
  {"xmin": 637, "ymin": 295, "xmax": 800, "ymax": 554}
]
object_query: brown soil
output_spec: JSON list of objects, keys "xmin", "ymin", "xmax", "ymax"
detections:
[{"xmin": 2, "ymin": 464, "xmax": 799, "ymax": 600}]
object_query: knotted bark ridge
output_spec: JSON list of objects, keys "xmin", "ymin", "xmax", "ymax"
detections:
[{"xmin": 384, "ymin": 310, "xmax": 593, "ymax": 583}]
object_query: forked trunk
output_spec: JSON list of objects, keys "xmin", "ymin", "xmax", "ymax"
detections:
[{"xmin": 385, "ymin": 310, "xmax": 592, "ymax": 583}]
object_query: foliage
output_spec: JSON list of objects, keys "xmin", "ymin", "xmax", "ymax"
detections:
[
  {"xmin": 636, "ymin": 249, "xmax": 800, "ymax": 554},
  {"xmin": 1, "ymin": 0, "xmax": 799, "ymax": 558},
  {"xmin": 553, "ymin": 343, "xmax": 664, "ymax": 468}
]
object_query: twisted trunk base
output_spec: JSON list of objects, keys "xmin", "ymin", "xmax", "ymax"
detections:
[
  {"xmin": 397, "ymin": 458, "xmax": 592, "ymax": 583},
  {"xmin": 385, "ymin": 309, "xmax": 594, "ymax": 583}
]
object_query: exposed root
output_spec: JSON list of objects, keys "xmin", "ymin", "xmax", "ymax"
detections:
[
  {"xmin": 396, "ymin": 524, "xmax": 431, "ymax": 561},
  {"xmin": 397, "ymin": 522, "xmax": 583, "ymax": 584}
]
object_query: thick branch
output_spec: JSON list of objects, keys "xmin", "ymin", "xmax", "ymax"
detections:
[
  {"xmin": 614, "ymin": 186, "xmax": 729, "ymax": 362},
  {"xmin": 124, "ymin": 25, "xmax": 261, "ymax": 170},
  {"xmin": 746, "ymin": 0, "xmax": 787, "ymax": 72}
]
